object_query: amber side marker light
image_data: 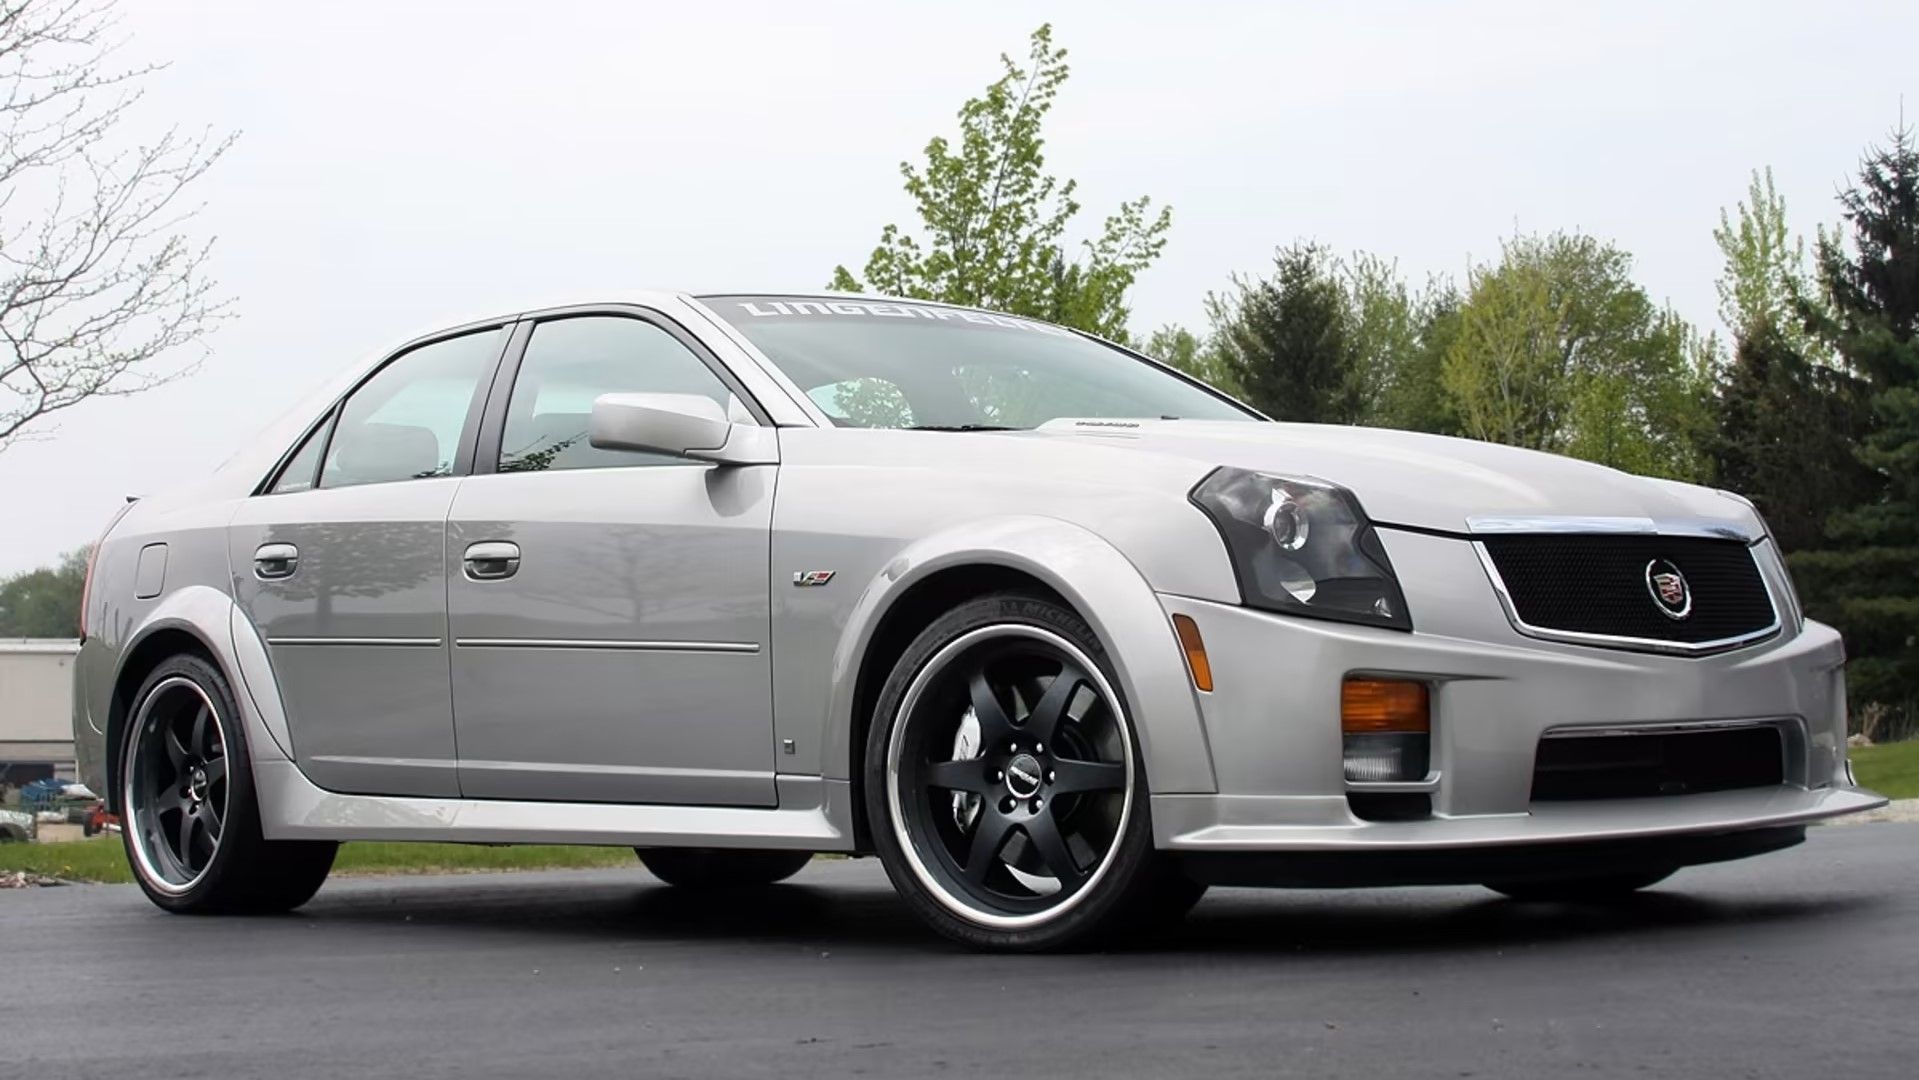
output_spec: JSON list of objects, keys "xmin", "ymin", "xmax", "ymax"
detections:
[
  {"xmin": 1171, "ymin": 614, "xmax": 1213, "ymax": 692},
  {"xmin": 1341, "ymin": 678, "xmax": 1431, "ymax": 782}
]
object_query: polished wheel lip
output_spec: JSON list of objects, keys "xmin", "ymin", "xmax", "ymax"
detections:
[
  {"xmin": 886, "ymin": 623, "xmax": 1135, "ymax": 931},
  {"xmin": 123, "ymin": 676, "xmax": 227, "ymax": 897}
]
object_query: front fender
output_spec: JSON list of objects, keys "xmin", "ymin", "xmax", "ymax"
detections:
[{"xmin": 821, "ymin": 515, "xmax": 1219, "ymax": 795}]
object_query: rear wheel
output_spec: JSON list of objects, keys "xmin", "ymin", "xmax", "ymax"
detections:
[
  {"xmin": 635, "ymin": 848, "xmax": 813, "ymax": 888},
  {"xmin": 1484, "ymin": 869, "xmax": 1675, "ymax": 903},
  {"xmin": 121, "ymin": 654, "xmax": 337, "ymax": 914},
  {"xmin": 865, "ymin": 592, "xmax": 1200, "ymax": 951}
]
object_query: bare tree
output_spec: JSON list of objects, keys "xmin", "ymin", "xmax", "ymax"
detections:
[{"xmin": 0, "ymin": 0, "xmax": 232, "ymax": 451}]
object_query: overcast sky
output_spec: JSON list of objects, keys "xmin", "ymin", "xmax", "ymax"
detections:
[{"xmin": 1, "ymin": 0, "xmax": 1913, "ymax": 575}]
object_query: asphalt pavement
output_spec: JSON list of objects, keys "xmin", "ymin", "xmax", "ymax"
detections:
[{"xmin": 4, "ymin": 823, "xmax": 1914, "ymax": 1080}]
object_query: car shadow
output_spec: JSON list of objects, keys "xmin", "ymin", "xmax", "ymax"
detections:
[{"xmin": 296, "ymin": 865, "xmax": 1882, "ymax": 958}]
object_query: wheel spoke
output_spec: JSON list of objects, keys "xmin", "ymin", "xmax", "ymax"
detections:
[
  {"xmin": 155, "ymin": 788, "xmax": 190, "ymax": 820},
  {"xmin": 201, "ymin": 756, "xmax": 227, "ymax": 788},
  {"xmin": 189, "ymin": 813, "xmax": 216, "ymax": 865},
  {"xmin": 968, "ymin": 670, "xmax": 1014, "ymax": 744},
  {"xmin": 173, "ymin": 806, "xmax": 195, "ymax": 863},
  {"xmin": 163, "ymin": 725, "xmax": 189, "ymax": 771},
  {"xmin": 962, "ymin": 810, "xmax": 1013, "ymax": 884},
  {"xmin": 1023, "ymin": 812, "xmax": 1086, "ymax": 886},
  {"xmin": 925, "ymin": 758, "xmax": 993, "ymax": 794},
  {"xmin": 1048, "ymin": 758, "xmax": 1125, "ymax": 795},
  {"xmin": 190, "ymin": 705, "xmax": 213, "ymax": 758},
  {"xmin": 200, "ymin": 800, "xmax": 223, "ymax": 841},
  {"xmin": 1023, "ymin": 666, "xmax": 1084, "ymax": 745}
]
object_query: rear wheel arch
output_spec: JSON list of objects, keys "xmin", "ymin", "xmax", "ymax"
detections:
[{"xmin": 107, "ymin": 627, "xmax": 219, "ymax": 814}]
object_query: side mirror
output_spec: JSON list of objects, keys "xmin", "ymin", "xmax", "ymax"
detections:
[{"xmin": 588, "ymin": 393, "xmax": 776, "ymax": 465}]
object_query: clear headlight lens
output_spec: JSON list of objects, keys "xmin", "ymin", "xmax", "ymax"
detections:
[{"xmin": 1190, "ymin": 467, "xmax": 1411, "ymax": 630}]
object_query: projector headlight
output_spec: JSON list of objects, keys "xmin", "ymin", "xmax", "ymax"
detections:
[{"xmin": 1190, "ymin": 467, "xmax": 1411, "ymax": 630}]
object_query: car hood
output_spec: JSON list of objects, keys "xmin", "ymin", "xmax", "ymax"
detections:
[{"xmin": 1033, "ymin": 419, "xmax": 1758, "ymax": 536}]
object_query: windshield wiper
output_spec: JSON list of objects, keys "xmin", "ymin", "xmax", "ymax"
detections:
[{"xmin": 905, "ymin": 424, "xmax": 1023, "ymax": 432}]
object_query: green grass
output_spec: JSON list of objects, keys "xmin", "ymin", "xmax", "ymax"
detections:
[
  {"xmin": 0, "ymin": 836, "xmax": 639, "ymax": 884},
  {"xmin": 1852, "ymin": 739, "xmax": 1919, "ymax": 800}
]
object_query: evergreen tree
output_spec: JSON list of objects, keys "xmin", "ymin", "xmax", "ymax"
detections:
[
  {"xmin": 1793, "ymin": 127, "xmax": 1919, "ymax": 730},
  {"xmin": 1205, "ymin": 243, "xmax": 1363, "ymax": 424}
]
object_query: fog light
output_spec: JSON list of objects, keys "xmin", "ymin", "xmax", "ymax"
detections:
[
  {"xmin": 1342, "ymin": 678, "xmax": 1430, "ymax": 782},
  {"xmin": 1342, "ymin": 733, "xmax": 1431, "ymax": 782}
]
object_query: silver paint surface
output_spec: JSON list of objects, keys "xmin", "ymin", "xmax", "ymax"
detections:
[{"xmin": 71, "ymin": 289, "xmax": 1885, "ymax": 859}]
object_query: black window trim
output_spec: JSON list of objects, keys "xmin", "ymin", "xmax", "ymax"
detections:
[
  {"xmin": 472, "ymin": 304, "xmax": 773, "ymax": 476},
  {"xmin": 251, "ymin": 319, "xmax": 515, "ymax": 495}
]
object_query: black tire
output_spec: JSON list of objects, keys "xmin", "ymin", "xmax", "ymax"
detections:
[
  {"xmin": 635, "ymin": 848, "xmax": 813, "ymax": 888},
  {"xmin": 1484, "ymin": 869, "xmax": 1675, "ymax": 903},
  {"xmin": 120, "ymin": 654, "xmax": 338, "ymax": 914},
  {"xmin": 864, "ymin": 591, "xmax": 1197, "ymax": 951}
]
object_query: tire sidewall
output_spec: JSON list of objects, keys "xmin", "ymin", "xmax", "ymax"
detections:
[
  {"xmin": 120, "ymin": 653, "xmax": 266, "ymax": 913},
  {"xmin": 864, "ymin": 592, "xmax": 1160, "ymax": 950}
]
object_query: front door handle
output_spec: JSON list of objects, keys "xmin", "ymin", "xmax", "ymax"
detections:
[
  {"xmin": 463, "ymin": 541, "xmax": 521, "ymax": 581},
  {"xmin": 253, "ymin": 543, "xmax": 299, "ymax": 580}
]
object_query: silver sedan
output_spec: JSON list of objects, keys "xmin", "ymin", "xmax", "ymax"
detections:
[{"xmin": 72, "ymin": 292, "xmax": 1886, "ymax": 950}]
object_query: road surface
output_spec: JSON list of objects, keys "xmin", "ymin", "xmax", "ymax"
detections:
[{"xmin": 5, "ymin": 823, "xmax": 1912, "ymax": 1079}]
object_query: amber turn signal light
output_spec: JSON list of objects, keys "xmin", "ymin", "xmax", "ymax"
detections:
[
  {"xmin": 1341, "ymin": 678, "xmax": 1430, "ymax": 733},
  {"xmin": 1171, "ymin": 614, "xmax": 1213, "ymax": 692}
]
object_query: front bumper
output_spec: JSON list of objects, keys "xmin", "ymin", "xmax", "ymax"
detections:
[{"xmin": 1150, "ymin": 528, "xmax": 1886, "ymax": 857}]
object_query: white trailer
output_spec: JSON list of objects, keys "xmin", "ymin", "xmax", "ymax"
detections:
[{"xmin": 0, "ymin": 639, "xmax": 80, "ymax": 789}]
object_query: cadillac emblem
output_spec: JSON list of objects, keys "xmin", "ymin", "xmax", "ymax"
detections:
[{"xmin": 1645, "ymin": 559, "xmax": 1692, "ymax": 620}]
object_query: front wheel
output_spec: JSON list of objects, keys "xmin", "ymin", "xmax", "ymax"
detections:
[
  {"xmin": 635, "ymin": 848, "xmax": 813, "ymax": 888},
  {"xmin": 865, "ymin": 592, "xmax": 1200, "ymax": 951},
  {"xmin": 121, "ymin": 654, "xmax": 337, "ymax": 914}
]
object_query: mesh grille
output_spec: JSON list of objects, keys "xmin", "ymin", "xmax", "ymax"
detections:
[{"xmin": 1481, "ymin": 534, "xmax": 1776, "ymax": 649}]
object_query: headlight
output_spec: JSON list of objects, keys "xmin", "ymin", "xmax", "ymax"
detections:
[{"xmin": 1190, "ymin": 467, "xmax": 1411, "ymax": 630}]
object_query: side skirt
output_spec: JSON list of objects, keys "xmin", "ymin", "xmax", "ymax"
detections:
[{"xmin": 253, "ymin": 760, "xmax": 856, "ymax": 852}]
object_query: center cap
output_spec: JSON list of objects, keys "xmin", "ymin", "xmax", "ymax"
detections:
[
  {"xmin": 188, "ymin": 767, "xmax": 209, "ymax": 802},
  {"xmin": 1005, "ymin": 753, "xmax": 1043, "ymax": 798}
]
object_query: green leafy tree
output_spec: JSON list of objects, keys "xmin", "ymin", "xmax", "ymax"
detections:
[
  {"xmin": 829, "ymin": 25, "xmax": 1171, "ymax": 341},
  {"xmin": 1442, "ymin": 232, "xmax": 1714, "ymax": 480},
  {"xmin": 1143, "ymin": 324, "xmax": 1237, "ymax": 395},
  {"xmin": 1791, "ymin": 127, "xmax": 1919, "ymax": 729},
  {"xmin": 0, "ymin": 548, "xmax": 87, "ymax": 637},
  {"xmin": 1206, "ymin": 243, "xmax": 1362, "ymax": 423}
]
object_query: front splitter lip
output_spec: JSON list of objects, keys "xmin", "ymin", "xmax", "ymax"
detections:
[{"xmin": 1152, "ymin": 785, "xmax": 1888, "ymax": 852}]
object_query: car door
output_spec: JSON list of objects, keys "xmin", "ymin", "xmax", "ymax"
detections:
[
  {"xmin": 228, "ymin": 325, "xmax": 508, "ymax": 798},
  {"xmin": 446, "ymin": 310, "xmax": 778, "ymax": 806}
]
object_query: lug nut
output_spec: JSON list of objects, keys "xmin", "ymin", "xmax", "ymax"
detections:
[
  {"xmin": 999, "ymin": 797, "xmax": 1016, "ymax": 814},
  {"xmin": 992, "ymin": 769, "xmax": 1003, "ymax": 782},
  {"xmin": 1031, "ymin": 797, "xmax": 1044, "ymax": 812},
  {"xmin": 1046, "ymin": 770, "xmax": 1056, "ymax": 784}
]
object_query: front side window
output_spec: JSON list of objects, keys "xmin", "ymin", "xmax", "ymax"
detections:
[
  {"xmin": 320, "ymin": 329, "xmax": 501, "ymax": 489},
  {"xmin": 267, "ymin": 418, "xmax": 329, "ymax": 494},
  {"xmin": 498, "ymin": 316, "xmax": 734, "ymax": 473},
  {"xmin": 704, "ymin": 296, "xmax": 1257, "ymax": 429}
]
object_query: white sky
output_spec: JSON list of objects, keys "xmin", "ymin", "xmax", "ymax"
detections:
[{"xmin": 1, "ymin": 0, "xmax": 1913, "ymax": 575}]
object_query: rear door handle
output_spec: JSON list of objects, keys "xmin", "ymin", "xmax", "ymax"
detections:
[
  {"xmin": 463, "ymin": 541, "xmax": 521, "ymax": 581},
  {"xmin": 253, "ymin": 543, "xmax": 299, "ymax": 580}
]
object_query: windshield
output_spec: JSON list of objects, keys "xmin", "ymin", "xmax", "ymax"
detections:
[{"xmin": 702, "ymin": 296, "xmax": 1257, "ymax": 429}]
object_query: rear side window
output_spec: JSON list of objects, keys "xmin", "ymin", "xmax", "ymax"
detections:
[
  {"xmin": 267, "ymin": 420, "xmax": 329, "ymax": 494},
  {"xmin": 321, "ymin": 329, "xmax": 500, "ymax": 489},
  {"xmin": 498, "ymin": 316, "xmax": 734, "ymax": 473}
]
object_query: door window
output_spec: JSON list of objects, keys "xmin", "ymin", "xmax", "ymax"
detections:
[
  {"xmin": 499, "ymin": 316, "xmax": 735, "ymax": 472},
  {"xmin": 267, "ymin": 418, "xmax": 329, "ymax": 494},
  {"xmin": 320, "ymin": 329, "xmax": 501, "ymax": 489}
]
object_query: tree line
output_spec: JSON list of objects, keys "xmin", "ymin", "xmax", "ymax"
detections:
[{"xmin": 833, "ymin": 26, "xmax": 1918, "ymax": 738}]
